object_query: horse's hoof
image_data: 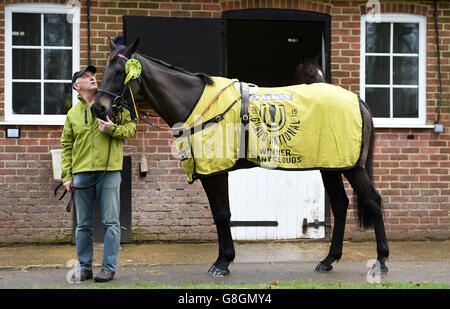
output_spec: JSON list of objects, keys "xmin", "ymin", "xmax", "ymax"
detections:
[
  {"xmin": 208, "ymin": 265, "xmax": 230, "ymax": 278},
  {"xmin": 378, "ymin": 262, "xmax": 388, "ymax": 277},
  {"xmin": 315, "ymin": 261, "xmax": 333, "ymax": 273},
  {"xmin": 380, "ymin": 264, "xmax": 388, "ymax": 276}
]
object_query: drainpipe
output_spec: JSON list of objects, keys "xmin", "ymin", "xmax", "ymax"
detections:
[
  {"xmin": 87, "ymin": 0, "xmax": 91, "ymax": 66},
  {"xmin": 434, "ymin": 0, "xmax": 443, "ymax": 134}
]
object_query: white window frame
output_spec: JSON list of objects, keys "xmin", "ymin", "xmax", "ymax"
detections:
[
  {"xmin": 4, "ymin": 4, "xmax": 80, "ymax": 125},
  {"xmin": 360, "ymin": 14, "xmax": 428, "ymax": 128}
]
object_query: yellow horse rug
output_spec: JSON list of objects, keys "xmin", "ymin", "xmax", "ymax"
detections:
[{"xmin": 173, "ymin": 77, "xmax": 363, "ymax": 183}]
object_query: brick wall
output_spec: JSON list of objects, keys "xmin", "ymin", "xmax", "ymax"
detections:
[{"xmin": 0, "ymin": 0, "xmax": 448, "ymax": 243}]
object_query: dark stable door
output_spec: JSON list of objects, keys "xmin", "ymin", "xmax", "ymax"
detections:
[
  {"xmin": 123, "ymin": 16, "xmax": 223, "ymax": 76},
  {"xmin": 223, "ymin": 9, "xmax": 331, "ymax": 86}
]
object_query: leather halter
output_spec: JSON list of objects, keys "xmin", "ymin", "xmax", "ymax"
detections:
[
  {"xmin": 97, "ymin": 53, "xmax": 136, "ymax": 123},
  {"xmin": 97, "ymin": 53, "xmax": 162, "ymax": 129},
  {"xmin": 97, "ymin": 53, "xmax": 131, "ymax": 98}
]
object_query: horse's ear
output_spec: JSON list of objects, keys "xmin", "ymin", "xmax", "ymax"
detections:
[
  {"xmin": 108, "ymin": 36, "xmax": 117, "ymax": 51},
  {"xmin": 124, "ymin": 38, "xmax": 139, "ymax": 57}
]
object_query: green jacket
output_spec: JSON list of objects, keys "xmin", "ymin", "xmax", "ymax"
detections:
[{"xmin": 60, "ymin": 96, "xmax": 136, "ymax": 182}]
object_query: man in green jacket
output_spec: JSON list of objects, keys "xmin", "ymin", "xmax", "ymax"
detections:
[{"xmin": 61, "ymin": 66, "xmax": 136, "ymax": 282}]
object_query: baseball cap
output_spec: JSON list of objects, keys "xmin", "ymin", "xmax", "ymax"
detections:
[{"xmin": 72, "ymin": 65, "xmax": 97, "ymax": 89}]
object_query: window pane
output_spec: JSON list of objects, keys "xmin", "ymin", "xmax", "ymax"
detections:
[
  {"xmin": 393, "ymin": 56, "xmax": 418, "ymax": 85},
  {"xmin": 394, "ymin": 23, "xmax": 419, "ymax": 54},
  {"xmin": 366, "ymin": 56, "xmax": 390, "ymax": 84},
  {"xmin": 13, "ymin": 49, "xmax": 41, "ymax": 79},
  {"xmin": 366, "ymin": 22, "xmax": 390, "ymax": 53},
  {"xmin": 365, "ymin": 88, "xmax": 390, "ymax": 117},
  {"xmin": 393, "ymin": 88, "xmax": 418, "ymax": 118},
  {"xmin": 44, "ymin": 50, "xmax": 72, "ymax": 80},
  {"xmin": 12, "ymin": 13, "xmax": 40, "ymax": 46},
  {"xmin": 44, "ymin": 83, "xmax": 72, "ymax": 115},
  {"xmin": 44, "ymin": 14, "xmax": 72, "ymax": 47},
  {"xmin": 13, "ymin": 83, "xmax": 41, "ymax": 114}
]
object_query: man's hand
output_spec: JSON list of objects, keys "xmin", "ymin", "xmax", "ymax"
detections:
[
  {"xmin": 97, "ymin": 115, "xmax": 113, "ymax": 132},
  {"xmin": 63, "ymin": 180, "xmax": 73, "ymax": 193}
]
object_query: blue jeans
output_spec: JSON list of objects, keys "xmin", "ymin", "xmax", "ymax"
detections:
[{"xmin": 74, "ymin": 171, "xmax": 121, "ymax": 272}]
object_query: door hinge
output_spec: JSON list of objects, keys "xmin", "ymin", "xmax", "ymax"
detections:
[{"xmin": 302, "ymin": 218, "xmax": 329, "ymax": 234}]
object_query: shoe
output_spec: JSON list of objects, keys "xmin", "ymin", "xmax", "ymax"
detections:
[
  {"xmin": 94, "ymin": 268, "xmax": 115, "ymax": 282},
  {"xmin": 80, "ymin": 269, "xmax": 93, "ymax": 281}
]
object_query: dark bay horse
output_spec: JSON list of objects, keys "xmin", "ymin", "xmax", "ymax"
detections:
[
  {"xmin": 294, "ymin": 58, "xmax": 326, "ymax": 84},
  {"xmin": 94, "ymin": 39, "xmax": 389, "ymax": 278}
]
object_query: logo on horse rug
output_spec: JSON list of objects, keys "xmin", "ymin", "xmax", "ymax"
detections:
[{"xmin": 173, "ymin": 77, "xmax": 363, "ymax": 183}]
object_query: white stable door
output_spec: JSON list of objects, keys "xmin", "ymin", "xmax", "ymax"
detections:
[{"xmin": 228, "ymin": 168, "xmax": 325, "ymax": 240}]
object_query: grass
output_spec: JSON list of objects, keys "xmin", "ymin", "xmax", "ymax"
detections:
[{"xmin": 44, "ymin": 280, "xmax": 450, "ymax": 289}]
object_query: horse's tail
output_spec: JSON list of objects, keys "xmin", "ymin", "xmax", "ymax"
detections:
[
  {"xmin": 358, "ymin": 97, "xmax": 375, "ymax": 182},
  {"xmin": 365, "ymin": 116, "xmax": 375, "ymax": 182},
  {"xmin": 355, "ymin": 99, "xmax": 382, "ymax": 229}
]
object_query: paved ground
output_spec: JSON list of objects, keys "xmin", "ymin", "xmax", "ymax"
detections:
[{"xmin": 0, "ymin": 240, "xmax": 449, "ymax": 288}]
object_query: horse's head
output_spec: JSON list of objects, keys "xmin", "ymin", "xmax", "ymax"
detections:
[
  {"xmin": 93, "ymin": 38, "xmax": 140, "ymax": 121},
  {"xmin": 295, "ymin": 58, "xmax": 325, "ymax": 84}
]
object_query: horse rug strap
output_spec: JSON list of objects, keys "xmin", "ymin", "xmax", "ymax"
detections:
[
  {"xmin": 239, "ymin": 82, "xmax": 250, "ymax": 160},
  {"xmin": 174, "ymin": 77, "xmax": 363, "ymax": 183}
]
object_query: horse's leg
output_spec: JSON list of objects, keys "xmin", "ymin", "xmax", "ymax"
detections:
[
  {"xmin": 343, "ymin": 167, "xmax": 389, "ymax": 276},
  {"xmin": 315, "ymin": 171, "xmax": 349, "ymax": 272},
  {"xmin": 200, "ymin": 172, "xmax": 235, "ymax": 277}
]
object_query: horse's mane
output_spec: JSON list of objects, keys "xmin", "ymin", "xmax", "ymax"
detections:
[
  {"xmin": 108, "ymin": 46, "xmax": 214, "ymax": 86},
  {"xmin": 139, "ymin": 53, "xmax": 214, "ymax": 86}
]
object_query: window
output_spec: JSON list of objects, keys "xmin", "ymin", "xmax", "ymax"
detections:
[
  {"xmin": 4, "ymin": 4, "xmax": 80, "ymax": 125},
  {"xmin": 360, "ymin": 14, "xmax": 427, "ymax": 128}
]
